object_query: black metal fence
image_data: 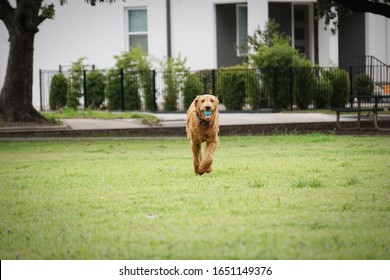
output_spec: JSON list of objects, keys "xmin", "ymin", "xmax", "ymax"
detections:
[{"xmin": 40, "ymin": 64, "xmax": 390, "ymax": 112}]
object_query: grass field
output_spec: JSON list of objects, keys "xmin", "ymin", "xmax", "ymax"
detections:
[
  {"xmin": 0, "ymin": 109, "xmax": 159, "ymax": 127},
  {"xmin": 0, "ymin": 134, "xmax": 389, "ymax": 260},
  {"xmin": 41, "ymin": 108, "xmax": 159, "ymax": 125}
]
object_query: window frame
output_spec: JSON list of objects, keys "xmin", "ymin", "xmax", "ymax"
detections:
[
  {"xmin": 126, "ymin": 7, "xmax": 148, "ymax": 53},
  {"xmin": 236, "ymin": 4, "xmax": 248, "ymax": 57}
]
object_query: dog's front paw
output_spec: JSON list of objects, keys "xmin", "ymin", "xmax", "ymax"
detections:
[
  {"xmin": 195, "ymin": 166, "xmax": 206, "ymax": 176},
  {"xmin": 197, "ymin": 165, "xmax": 212, "ymax": 175}
]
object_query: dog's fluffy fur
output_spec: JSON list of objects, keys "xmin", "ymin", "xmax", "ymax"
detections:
[{"xmin": 186, "ymin": 94, "xmax": 219, "ymax": 175}]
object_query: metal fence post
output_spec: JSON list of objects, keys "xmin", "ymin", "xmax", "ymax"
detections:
[
  {"xmin": 83, "ymin": 69, "xmax": 87, "ymax": 110},
  {"xmin": 290, "ymin": 66, "xmax": 293, "ymax": 111},
  {"xmin": 39, "ymin": 69, "xmax": 43, "ymax": 111},
  {"xmin": 349, "ymin": 65, "xmax": 353, "ymax": 95},
  {"xmin": 272, "ymin": 68, "xmax": 277, "ymax": 111},
  {"xmin": 349, "ymin": 65, "xmax": 353, "ymax": 107},
  {"xmin": 152, "ymin": 70, "xmax": 157, "ymax": 111},
  {"xmin": 212, "ymin": 69, "xmax": 216, "ymax": 96},
  {"xmin": 120, "ymin": 69, "xmax": 125, "ymax": 111}
]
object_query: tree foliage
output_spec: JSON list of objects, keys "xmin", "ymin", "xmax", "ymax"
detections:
[{"xmin": 317, "ymin": 0, "xmax": 390, "ymax": 33}]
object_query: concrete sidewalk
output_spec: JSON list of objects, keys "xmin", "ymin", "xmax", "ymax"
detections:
[
  {"xmin": 156, "ymin": 112, "xmax": 341, "ymax": 127},
  {"xmin": 59, "ymin": 112, "xmax": 360, "ymax": 130},
  {"xmin": 59, "ymin": 112, "xmax": 388, "ymax": 130},
  {"xmin": 0, "ymin": 112, "xmax": 389, "ymax": 137}
]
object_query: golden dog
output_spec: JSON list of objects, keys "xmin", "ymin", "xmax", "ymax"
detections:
[{"xmin": 186, "ymin": 94, "xmax": 219, "ymax": 175}]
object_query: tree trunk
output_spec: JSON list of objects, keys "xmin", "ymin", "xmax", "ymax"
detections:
[{"xmin": 0, "ymin": 1, "xmax": 47, "ymax": 123}]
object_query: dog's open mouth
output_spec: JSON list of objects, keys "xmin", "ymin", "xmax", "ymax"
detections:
[{"xmin": 203, "ymin": 110, "xmax": 212, "ymax": 120}]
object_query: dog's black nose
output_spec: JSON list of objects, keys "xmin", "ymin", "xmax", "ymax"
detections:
[{"xmin": 205, "ymin": 106, "xmax": 211, "ymax": 110}]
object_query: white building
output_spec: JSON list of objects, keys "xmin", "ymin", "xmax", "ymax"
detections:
[{"xmin": 0, "ymin": 0, "xmax": 389, "ymax": 109}]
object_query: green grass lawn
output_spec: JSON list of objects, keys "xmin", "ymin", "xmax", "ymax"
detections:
[
  {"xmin": 41, "ymin": 108, "xmax": 159, "ymax": 125},
  {"xmin": 0, "ymin": 134, "xmax": 389, "ymax": 260}
]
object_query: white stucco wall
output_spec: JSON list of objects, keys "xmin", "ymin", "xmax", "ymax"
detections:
[
  {"xmin": 325, "ymin": 12, "xmax": 339, "ymax": 67},
  {"xmin": 169, "ymin": 0, "xmax": 269, "ymax": 70},
  {"xmin": 365, "ymin": 13, "xmax": 390, "ymax": 64},
  {"xmin": 170, "ymin": 0, "xmax": 216, "ymax": 70},
  {"xmin": 247, "ymin": 0, "xmax": 268, "ymax": 38},
  {"xmin": 1, "ymin": 0, "xmax": 169, "ymax": 109},
  {"xmin": 35, "ymin": 0, "xmax": 168, "ymax": 69}
]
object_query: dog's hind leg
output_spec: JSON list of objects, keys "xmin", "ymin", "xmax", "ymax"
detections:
[
  {"xmin": 191, "ymin": 141, "xmax": 202, "ymax": 175},
  {"xmin": 198, "ymin": 140, "xmax": 218, "ymax": 175}
]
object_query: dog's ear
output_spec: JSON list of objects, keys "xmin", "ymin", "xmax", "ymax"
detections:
[{"xmin": 194, "ymin": 96, "xmax": 200, "ymax": 107}]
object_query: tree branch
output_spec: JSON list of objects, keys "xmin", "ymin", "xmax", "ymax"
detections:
[
  {"xmin": 37, "ymin": 3, "xmax": 55, "ymax": 25},
  {"xmin": 334, "ymin": 0, "xmax": 390, "ymax": 18},
  {"xmin": 15, "ymin": 0, "xmax": 44, "ymax": 33},
  {"xmin": 0, "ymin": 0, "xmax": 15, "ymax": 29}
]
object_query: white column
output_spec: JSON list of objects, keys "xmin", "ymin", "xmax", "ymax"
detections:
[
  {"xmin": 318, "ymin": 17, "xmax": 338, "ymax": 67},
  {"xmin": 247, "ymin": 0, "xmax": 268, "ymax": 37},
  {"xmin": 387, "ymin": 17, "xmax": 390, "ymax": 64},
  {"xmin": 0, "ymin": 23, "xmax": 9, "ymax": 90},
  {"xmin": 365, "ymin": 13, "xmax": 389, "ymax": 64},
  {"xmin": 308, "ymin": 3, "xmax": 315, "ymax": 63}
]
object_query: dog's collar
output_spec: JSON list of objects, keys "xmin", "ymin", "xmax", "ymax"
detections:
[{"xmin": 196, "ymin": 112, "xmax": 210, "ymax": 126}]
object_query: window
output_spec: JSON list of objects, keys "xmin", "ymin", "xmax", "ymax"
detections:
[
  {"xmin": 236, "ymin": 4, "xmax": 248, "ymax": 56},
  {"xmin": 293, "ymin": 5, "xmax": 308, "ymax": 57},
  {"xmin": 127, "ymin": 8, "xmax": 148, "ymax": 53}
]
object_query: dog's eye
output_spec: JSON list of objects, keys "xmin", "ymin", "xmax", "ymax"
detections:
[
  {"xmin": 201, "ymin": 99, "xmax": 205, "ymax": 103},
  {"xmin": 210, "ymin": 99, "xmax": 214, "ymax": 103}
]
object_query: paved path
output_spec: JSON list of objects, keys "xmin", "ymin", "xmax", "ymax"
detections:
[
  {"xmin": 1, "ymin": 112, "xmax": 389, "ymax": 135},
  {"xmin": 59, "ymin": 112, "xmax": 384, "ymax": 130},
  {"xmin": 61, "ymin": 118, "xmax": 147, "ymax": 130},
  {"xmin": 155, "ymin": 113, "xmax": 341, "ymax": 127}
]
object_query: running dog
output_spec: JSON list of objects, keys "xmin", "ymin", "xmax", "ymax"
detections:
[{"xmin": 186, "ymin": 94, "xmax": 219, "ymax": 175}]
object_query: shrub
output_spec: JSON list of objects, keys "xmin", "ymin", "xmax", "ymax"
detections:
[
  {"xmin": 245, "ymin": 18, "xmax": 290, "ymax": 61},
  {"xmin": 249, "ymin": 20, "xmax": 312, "ymax": 109},
  {"xmin": 322, "ymin": 68, "xmax": 350, "ymax": 107},
  {"xmin": 195, "ymin": 70, "xmax": 214, "ymax": 95},
  {"xmin": 114, "ymin": 46, "xmax": 154, "ymax": 111},
  {"xmin": 160, "ymin": 55, "xmax": 188, "ymax": 111},
  {"xmin": 293, "ymin": 62, "xmax": 316, "ymax": 110},
  {"xmin": 183, "ymin": 72, "xmax": 203, "ymax": 109},
  {"xmin": 259, "ymin": 66, "xmax": 291, "ymax": 109},
  {"xmin": 105, "ymin": 69, "xmax": 122, "ymax": 110},
  {"xmin": 314, "ymin": 78, "xmax": 332, "ymax": 109},
  {"xmin": 218, "ymin": 66, "xmax": 247, "ymax": 110},
  {"xmin": 105, "ymin": 69, "xmax": 140, "ymax": 111},
  {"xmin": 67, "ymin": 57, "xmax": 86, "ymax": 109},
  {"xmin": 86, "ymin": 70, "xmax": 105, "ymax": 109},
  {"xmin": 123, "ymin": 71, "xmax": 140, "ymax": 111},
  {"xmin": 250, "ymin": 40, "xmax": 309, "ymax": 109},
  {"xmin": 139, "ymin": 70, "xmax": 155, "ymax": 111},
  {"xmin": 354, "ymin": 74, "xmax": 374, "ymax": 96},
  {"xmin": 49, "ymin": 73, "xmax": 67, "ymax": 110},
  {"xmin": 163, "ymin": 71, "xmax": 179, "ymax": 111},
  {"xmin": 245, "ymin": 68, "xmax": 261, "ymax": 110}
]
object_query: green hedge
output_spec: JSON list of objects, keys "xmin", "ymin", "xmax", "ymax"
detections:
[
  {"xmin": 218, "ymin": 67, "xmax": 247, "ymax": 110},
  {"xmin": 322, "ymin": 68, "xmax": 350, "ymax": 108},
  {"xmin": 354, "ymin": 74, "xmax": 374, "ymax": 96},
  {"xmin": 49, "ymin": 73, "xmax": 67, "ymax": 110},
  {"xmin": 105, "ymin": 70, "xmax": 121, "ymax": 110},
  {"xmin": 183, "ymin": 72, "xmax": 203, "ymax": 110},
  {"xmin": 86, "ymin": 70, "xmax": 105, "ymax": 109}
]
